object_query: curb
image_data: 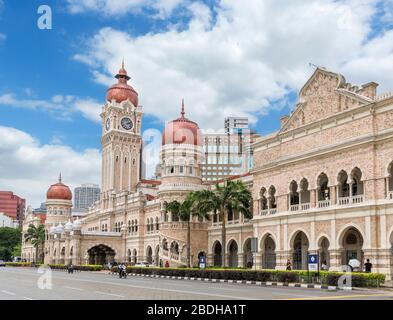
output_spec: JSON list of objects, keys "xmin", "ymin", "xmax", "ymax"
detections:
[{"xmin": 128, "ymin": 273, "xmax": 344, "ymax": 291}]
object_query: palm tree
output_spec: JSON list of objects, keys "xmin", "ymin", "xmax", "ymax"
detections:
[
  {"xmin": 165, "ymin": 192, "xmax": 210, "ymax": 267},
  {"xmin": 193, "ymin": 180, "xmax": 252, "ymax": 268},
  {"xmin": 25, "ymin": 224, "xmax": 45, "ymax": 264}
]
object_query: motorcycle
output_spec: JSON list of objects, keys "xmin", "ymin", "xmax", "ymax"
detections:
[{"xmin": 119, "ymin": 268, "xmax": 127, "ymax": 279}]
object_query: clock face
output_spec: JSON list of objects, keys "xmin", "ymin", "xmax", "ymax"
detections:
[
  {"xmin": 105, "ymin": 118, "xmax": 110, "ymax": 131},
  {"xmin": 121, "ymin": 117, "xmax": 133, "ymax": 130}
]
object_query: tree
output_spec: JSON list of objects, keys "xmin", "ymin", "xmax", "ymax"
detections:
[
  {"xmin": 192, "ymin": 180, "xmax": 252, "ymax": 267},
  {"xmin": 165, "ymin": 192, "xmax": 210, "ymax": 268},
  {"xmin": 25, "ymin": 224, "xmax": 45, "ymax": 263},
  {"xmin": 0, "ymin": 227, "xmax": 21, "ymax": 261}
]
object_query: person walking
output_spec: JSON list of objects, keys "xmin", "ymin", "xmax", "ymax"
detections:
[
  {"xmin": 321, "ymin": 260, "xmax": 328, "ymax": 271},
  {"xmin": 364, "ymin": 259, "xmax": 372, "ymax": 273},
  {"xmin": 286, "ymin": 259, "xmax": 292, "ymax": 271},
  {"xmin": 165, "ymin": 261, "xmax": 170, "ymax": 268}
]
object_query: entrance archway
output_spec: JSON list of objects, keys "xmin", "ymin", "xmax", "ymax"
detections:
[
  {"xmin": 155, "ymin": 245, "xmax": 160, "ymax": 266},
  {"xmin": 318, "ymin": 237, "xmax": 330, "ymax": 269},
  {"xmin": 243, "ymin": 239, "xmax": 253, "ymax": 268},
  {"xmin": 88, "ymin": 244, "xmax": 116, "ymax": 265},
  {"xmin": 262, "ymin": 235, "xmax": 276, "ymax": 269},
  {"xmin": 291, "ymin": 231, "xmax": 309, "ymax": 270},
  {"xmin": 213, "ymin": 241, "xmax": 222, "ymax": 267},
  {"xmin": 228, "ymin": 240, "xmax": 238, "ymax": 267},
  {"xmin": 132, "ymin": 249, "xmax": 137, "ymax": 264},
  {"xmin": 146, "ymin": 246, "xmax": 153, "ymax": 264},
  {"xmin": 340, "ymin": 227, "xmax": 364, "ymax": 269}
]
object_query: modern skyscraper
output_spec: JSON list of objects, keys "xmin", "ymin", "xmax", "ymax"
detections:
[
  {"xmin": 74, "ymin": 184, "xmax": 100, "ymax": 209},
  {"xmin": 0, "ymin": 191, "xmax": 26, "ymax": 225}
]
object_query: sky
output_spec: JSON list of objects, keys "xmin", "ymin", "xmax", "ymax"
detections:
[{"xmin": 0, "ymin": 0, "xmax": 393, "ymax": 208}]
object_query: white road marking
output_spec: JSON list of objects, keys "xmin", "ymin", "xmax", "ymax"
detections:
[
  {"xmin": 94, "ymin": 291, "xmax": 125, "ymax": 298},
  {"xmin": 64, "ymin": 286, "xmax": 84, "ymax": 291},
  {"xmin": 1, "ymin": 290, "xmax": 16, "ymax": 296},
  {"xmin": 23, "ymin": 297, "xmax": 33, "ymax": 300}
]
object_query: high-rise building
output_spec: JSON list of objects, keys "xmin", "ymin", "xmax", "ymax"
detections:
[
  {"xmin": 74, "ymin": 184, "xmax": 100, "ymax": 209},
  {"xmin": 0, "ymin": 191, "xmax": 26, "ymax": 224},
  {"xmin": 202, "ymin": 118, "xmax": 257, "ymax": 182},
  {"xmin": 224, "ymin": 117, "xmax": 249, "ymax": 134}
]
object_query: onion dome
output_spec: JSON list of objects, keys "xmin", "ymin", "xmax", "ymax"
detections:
[
  {"xmin": 106, "ymin": 60, "xmax": 139, "ymax": 106},
  {"xmin": 72, "ymin": 218, "xmax": 82, "ymax": 230},
  {"xmin": 162, "ymin": 100, "xmax": 202, "ymax": 146},
  {"xmin": 55, "ymin": 223, "xmax": 64, "ymax": 234},
  {"xmin": 49, "ymin": 224, "xmax": 56, "ymax": 234},
  {"xmin": 47, "ymin": 174, "xmax": 72, "ymax": 201},
  {"xmin": 65, "ymin": 220, "xmax": 73, "ymax": 232}
]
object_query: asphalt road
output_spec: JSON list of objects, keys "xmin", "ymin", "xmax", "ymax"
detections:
[{"xmin": 0, "ymin": 267, "xmax": 392, "ymax": 300}]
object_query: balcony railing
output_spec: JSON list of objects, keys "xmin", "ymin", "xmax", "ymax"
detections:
[
  {"xmin": 300, "ymin": 203, "xmax": 310, "ymax": 211},
  {"xmin": 228, "ymin": 219, "xmax": 240, "ymax": 225},
  {"xmin": 338, "ymin": 195, "xmax": 364, "ymax": 205},
  {"xmin": 290, "ymin": 204, "xmax": 299, "ymax": 212},
  {"xmin": 260, "ymin": 208, "xmax": 277, "ymax": 216},
  {"xmin": 318, "ymin": 199, "xmax": 331, "ymax": 208}
]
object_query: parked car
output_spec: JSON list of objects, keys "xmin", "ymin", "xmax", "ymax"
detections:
[
  {"xmin": 135, "ymin": 261, "xmax": 150, "ymax": 267},
  {"xmin": 0, "ymin": 260, "xmax": 6, "ymax": 267}
]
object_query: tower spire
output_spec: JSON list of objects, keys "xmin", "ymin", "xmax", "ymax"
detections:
[
  {"xmin": 59, "ymin": 172, "xmax": 62, "ymax": 183},
  {"xmin": 181, "ymin": 99, "xmax": 185, "ymax": 118},
  {"xmin": 122, "ymin": 57, "xmax": 125, "ymax": 69}
]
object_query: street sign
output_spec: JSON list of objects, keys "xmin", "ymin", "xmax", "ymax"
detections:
[
  {"xmin": 199, "ymin": 255, "xmax": 206, "ymax": 269},
  {"xmin": 308, "ymin": 254, "xmax": 318, "ymax": 271},
  {"xmin": 251, "ymin": 238, "xmax": 258, "ymax": 253}
]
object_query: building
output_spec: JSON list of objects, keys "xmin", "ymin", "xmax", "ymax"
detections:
[
  {"xmin": 201, "ymin": 118, "xmax": 257, "ymax": 182},
  {"xmin": 0, "ymin": 212, "xmax": 19, "ymax": 228},
  {"xmin": 225, "ymin": 117, "xmax": 249, "ymax": 134},
  {"xmin": 74, "ymin": 184, "xmax": 100, "ymax": 210},
  {"xmin": 0, "ymin": 191, "xmax": 26, "ymax": 225},
  {"xmin": 27, "ymin": 63, "xmax": 393, "ymax": 280},
  {"xmin": 21, "ymin": 206, "xmax": 47, "ymax": 262}
]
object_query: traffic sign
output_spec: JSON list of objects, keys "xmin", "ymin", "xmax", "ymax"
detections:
[{"xmin": 308, "ymin": 254, "xmax": 318, "ymax": 271}]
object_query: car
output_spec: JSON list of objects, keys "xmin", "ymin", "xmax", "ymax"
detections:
[
  {"xmin": 0, "ymin": 260, "xmax": 6, "ymax": 267},
  {"xmin": 135, "ymin": 261, "xmax": 150, "ymax": 267}
]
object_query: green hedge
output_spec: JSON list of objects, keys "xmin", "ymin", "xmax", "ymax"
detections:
[
  {"xmin": 123, "ymin": 267, "xmax": 385, "ymax": 287},
  {"xmin": 5, "ymin": 262, "xmax": 103, "ymax": 271},
  {"xmin": 5, "ymin": 262, "xmax": 33, "ymax": 267}
]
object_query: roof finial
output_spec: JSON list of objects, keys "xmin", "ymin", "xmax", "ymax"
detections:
[
  {"xmin": 181, "ymin": 99, "xmax": 185, "ymax": 118},
  {"xmin": 59, "ymin": 172, "xmax": 62, "ymax": 183},
  {"xmin": 122, "ymin": 57, "xmax": 125, "ymax": 69}
]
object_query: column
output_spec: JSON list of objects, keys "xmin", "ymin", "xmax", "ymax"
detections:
[
  {"xmin": 311, "ymin": 189, "xmax": 316, "ymax": 208},
  {"xmin": 237, "ymin": 253, "xmax": 244, "ymax": 268},
  {"xmin": 254, "ymin": 253, "xmax": 262, "ymax": 269}
]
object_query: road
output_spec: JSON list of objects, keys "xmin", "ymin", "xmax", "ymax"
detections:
[{"xmin": 0, "ymin": 267, "xmax": 392, "ymax": 300}]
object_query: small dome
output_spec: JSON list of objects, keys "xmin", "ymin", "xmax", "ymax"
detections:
[
  {"xmin": 106, "ymin": 62, "xmax": 138, "ymax": 106},
  {"xmin": 47, "ymin": 174, "xmax": 72, "ymax": 201},
  {"xmin": 162, "ymin": 100, "xmax": 202, "ymax": 146},
  {"xmin": 72, "ymin": 219, "xmax": 82, "ymax": 230},
  {"xmin": 49, "ymin": 225, "xmax": 56, "ymax": 234},
  {"xmin": 55, "ymin": 223, "xmax": 64, "ymax": 234},
  {"xmin": 65, "ymin": 220, "xmax": 73, "ymax": 231}
]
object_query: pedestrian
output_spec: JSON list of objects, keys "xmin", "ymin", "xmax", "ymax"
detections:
[
  {"xmin": 159, "ymin": 259, "xmax": 163, "ymax": 268},
  {"xmin": 286, "ymin": 259, "xmax": 292, "ymax": 271},
  {"xmin": 321, "ymin": 260, "xmax": 328, "ymax": 271},
  {"xmin": 364, "ymin": 259, "xmax": 372, "ymax": 273},
  {"xmin": 165, "ymin": 261, "xmax": 169, "ymax": 268}
]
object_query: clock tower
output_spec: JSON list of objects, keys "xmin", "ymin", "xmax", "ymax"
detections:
[{"xmin": 100, "ymin": 61, "xmax": 143, "ymax": 195}]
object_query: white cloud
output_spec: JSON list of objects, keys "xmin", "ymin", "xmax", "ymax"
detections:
[
  {"xmin": 66, "ymin": 0, "xmax": 183, "ymax": 18},
  {"xmin": 0, "ymin": 93, "xmax": 102, "ymax": 123},
  {"xmin": 74, "ymin": 0, "xmax": 393, "ymax": 130},
  {"xmin": 0, "ymin": 126, "xmax": 101, "ymax": 208}
]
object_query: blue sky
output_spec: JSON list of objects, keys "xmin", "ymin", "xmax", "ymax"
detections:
[{"xmin": 0, "ymin": 0, "xmax": 392, "ymax": 207}]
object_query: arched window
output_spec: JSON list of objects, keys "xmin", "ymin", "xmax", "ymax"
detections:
[
  {"xmin": 156, "ymin": 217, "xmax": 159, "ymax": 231},
  {"xmin": 259, "ymin": 187, "xmax": 268, "ymax": 211},
  {"xmin": 317, "ymin": 173, "xmax": 330, "ymax": 201},
  {"xmin": 299, "ymin": 178, "xmax": 310, "ymax": 206},
  {"xmin": 338, "ymin": 170, "xmax": 350, "ymax": 198},
  {"xmin": 289, "ymin": 180, "xmax": 299, "ymax": 206},
  {"xmin": 351, "ymin": 167, "xmax": 363, "ymax": 196},
  {"xmin": 268, "ymin": 186, "xmax": 277, "ymax": 209}
]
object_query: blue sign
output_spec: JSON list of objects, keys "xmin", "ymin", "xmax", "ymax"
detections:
[
  {"xmin": 308, "ymin": 254, "xmax": 318, "ymax": 271},
  {"xmin": 199, "ymin": 255, "xmax": 206, "ymax": 269}
]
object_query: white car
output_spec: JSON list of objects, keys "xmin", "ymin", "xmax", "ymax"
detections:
[
  {"xmin": 0, "ymin": 260, "xmax": 6, "ymax": 267},
  {"xmin": 135, "ymin": 261, "xmax": 150, "ymax": 267}
]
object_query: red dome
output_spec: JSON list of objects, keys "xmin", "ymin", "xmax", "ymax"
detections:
[
  {"xmin": 162, "ymin": 101, "xmax": 202, "ymax": 146},
  {"xmin": 47, "ymin": 176, "xmax": 72, "ymax": 201},
  {"xmin": 106, "ymin": 62, "xmax": 138, "ymax": 106}
]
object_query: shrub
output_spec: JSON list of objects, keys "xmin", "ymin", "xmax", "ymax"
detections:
[{"xmin": 5, "ymin": 262, "xmax": 32, "ymax": 267}]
